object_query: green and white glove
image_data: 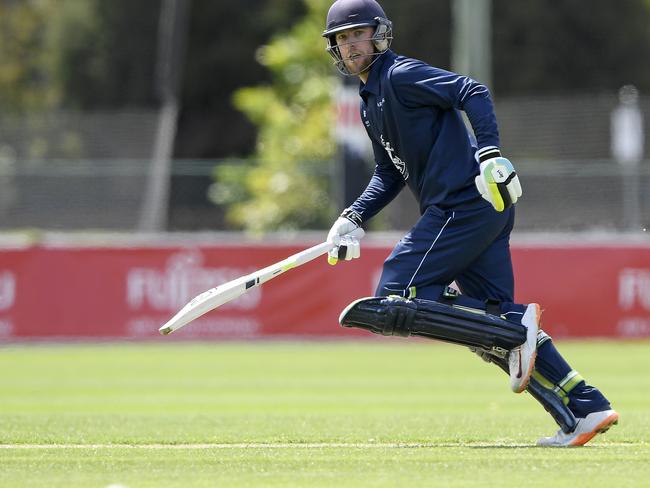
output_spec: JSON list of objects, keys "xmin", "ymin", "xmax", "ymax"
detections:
[
  {"xmin": 326, "ymin": 209, "xmax": 364, "ymax": 265},
  {"xmin": 475, "ymin": 150, "xmax": 522, "ymax": 212}
]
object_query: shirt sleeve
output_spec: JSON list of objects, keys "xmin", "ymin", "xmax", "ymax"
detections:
[
  {"xmin": 389, "ymin": 60, "xmax": 500, "ymax": 151},
  {"xmin": 347, "ymin": 136, "xmax": 405, "ymax": 223}
]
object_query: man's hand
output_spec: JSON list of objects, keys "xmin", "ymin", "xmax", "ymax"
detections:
[
  {"xmin": 475, "ymin": 157, "xmax": 522, "ymax": 212},
  {"xmin": 326, "ymin": 214, "xmax": 364, "ymax": 265}
]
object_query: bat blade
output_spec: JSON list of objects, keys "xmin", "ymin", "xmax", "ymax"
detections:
[
  {"xmin": 158, "ymin": 278, "xmax": 247, "ymax": 335},
  {"xmin": 158, "ymin": 239, "xmax": 340, "ymax": 336}
]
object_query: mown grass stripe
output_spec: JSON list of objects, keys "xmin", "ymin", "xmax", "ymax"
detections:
[{"xmin": 0, "ymin": 441, "xmax": 635, "ymax": 449}]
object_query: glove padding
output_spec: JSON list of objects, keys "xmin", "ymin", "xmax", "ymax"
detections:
[
  {"xmin": 474, "ymin": 157, "xmax": 522, "ymax": 212},
  {"xmin": 326, "ymin": 217, "xmax": 364, "ymax": 265}
]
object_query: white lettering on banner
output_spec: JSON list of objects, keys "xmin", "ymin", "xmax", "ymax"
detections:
[
  {"xmin": 126, "ymin": 251, "xmax": 261, "ymax": 311},
  {"xmin": 0, "ymin": 271, "xmax": 16, "ymax": 311},
  {"xmin": 0, "ymin": 319, "xmax": 13, "ymax": 337},
  {"xmin": 618, "ymin": 268, "xmax": 650, "ymax": 310}
]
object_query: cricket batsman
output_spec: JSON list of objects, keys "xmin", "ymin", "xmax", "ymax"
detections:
[{"xmin": 322, "ymin": 0, "xmax": 618, "ymax": 446}]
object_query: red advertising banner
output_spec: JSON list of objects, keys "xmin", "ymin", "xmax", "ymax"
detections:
[
  {"xmin": 0, "ymin": 238, "xmax": 649, "ymax": 340},
  {"xmin": 512, "ymin": 242, "xmax": 650, "ymax": 338}
]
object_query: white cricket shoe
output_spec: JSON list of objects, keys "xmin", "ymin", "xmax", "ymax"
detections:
[
  {"xmin": 508, "ymin": 303, "xmax": 540, "ymax": 393},
  {"xmin": 537, "ymin": 409, "xmax": 619, "ymax": 447}
]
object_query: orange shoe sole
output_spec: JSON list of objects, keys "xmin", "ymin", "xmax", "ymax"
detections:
[{"xmin": 570, "ymin": 412, "xmax": 620, "ymax": 446}]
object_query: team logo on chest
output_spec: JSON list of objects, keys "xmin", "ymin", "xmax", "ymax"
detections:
[{"xmin": 380, "ymin": 135, "xmax": 409, "ymax": 180}]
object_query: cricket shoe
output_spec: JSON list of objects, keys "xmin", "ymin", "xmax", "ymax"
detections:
[
  {"xmin": 537, "ymin": 409, "xmax": 619, "ymax": 447},
  {"xmin": 508, "ymin": 303, "xmax": 540, "ymax": 393}
]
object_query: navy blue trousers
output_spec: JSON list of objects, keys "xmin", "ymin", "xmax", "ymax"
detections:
[
  {"xmin": 376, "ymin": 203, "xmax": 519, "ymax": 314},
  {"xmin": 375, "ymin": 203, "xmax": 611, "ymax": 418}
]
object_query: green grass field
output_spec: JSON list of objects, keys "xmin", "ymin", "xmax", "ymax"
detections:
[{"xmin": 1, "ymin": 340, "xmax": 649, "ymax": 487}]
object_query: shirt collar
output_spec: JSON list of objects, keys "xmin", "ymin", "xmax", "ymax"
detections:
[{"xmin": 359, "ymin": 50, "xmax": 397, "ymax": 98}]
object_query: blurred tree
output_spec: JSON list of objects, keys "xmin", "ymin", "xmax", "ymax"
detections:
[
  {"xmin": 0, "ymin": 1, "xmax": 59, "ymax": 112},
  {"xmin": 168, "ymin": 0, "xmax": 306, "ymax": 231},
  {"xmin": 3, "ymin": 0, "xmax": 650, "ymax": 141},
  {"xmin": 175, "ymin": 0, "xmax": 305, "ymax": 158},
  {"xmin": 4, "ymin": 0, "xmax": 650, "ymax": 230},
  {"xmin": 209, "ymin": 0, "xmax": 335, "ymax": 232},
  {"xmin": 50, "ymin": 0, "xmax": 160, "ymax": 109},
  {"xmin": 0, "ymin": 0, "xmax": 162, "ymax": 111},
  {"xmin": 207, "ymin": 0, "xmax": 452, "ymax": 232}
]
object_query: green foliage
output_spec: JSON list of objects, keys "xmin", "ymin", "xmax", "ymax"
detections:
[
  {"xmin": 50, "ymin": 0, "xmax": 159, "ymax": 109},
  {"xmin": 0, "ymin": 0, "xmax": 159, "ymax": 113},
  {"xmin": 0, "ymin": 1, "xmax": 60, "ymax": 112},
  {"xmin": 210, "ymin": 0, "xmax": 337, "ymax": 232},
  {"xmin": 0, "ymin": 0, "xmax": 159, "ymax": 160}
]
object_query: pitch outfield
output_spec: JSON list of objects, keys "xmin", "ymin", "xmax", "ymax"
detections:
[{"xmin": 1, "ymin": 341, "xmax": 648, "ymax": 487}]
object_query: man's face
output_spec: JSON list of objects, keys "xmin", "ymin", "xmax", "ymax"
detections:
[{"xmin": 334, "ymin": 26, "xmax": 376, "ymax": 75}]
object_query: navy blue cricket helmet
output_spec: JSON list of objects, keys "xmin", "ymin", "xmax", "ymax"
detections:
[{"xmin": 322, "ymin": 0, "xmax": 393, "ymax": 75}]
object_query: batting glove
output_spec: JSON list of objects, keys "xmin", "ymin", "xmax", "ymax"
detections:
[
  {"xmin": 326, "ymin": 209, "xmax": 364, "ymax": 265},
  {"xmin": 475, "ymin": 155, "xmax": 522, "ymax": 212}
]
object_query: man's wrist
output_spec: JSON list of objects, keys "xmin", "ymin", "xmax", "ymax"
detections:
[
  {"xmin": 477, "ymin": 146, "xmax": 501, "ymax": 163},
  {"xmin": 340, "ymin": 208, "xmax": 363, "ymax": 227}
]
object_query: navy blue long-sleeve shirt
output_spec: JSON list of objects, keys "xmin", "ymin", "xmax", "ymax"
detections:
[{"xmin": 345, "ymin": 50, "xmax": 500, "ymax": 225}]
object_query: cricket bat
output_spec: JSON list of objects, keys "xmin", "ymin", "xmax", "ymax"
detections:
[{"xmin": 159, "ymin": 229, "xmax": 364, "ymax": 335}]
